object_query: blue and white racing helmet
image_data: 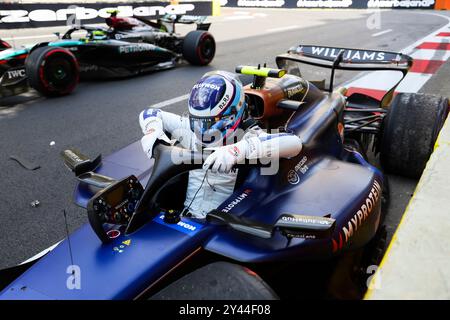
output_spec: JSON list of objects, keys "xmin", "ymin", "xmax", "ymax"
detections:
[{"xmin": 188, "ymin": 71, "xmax": 246, "ymax": 147}]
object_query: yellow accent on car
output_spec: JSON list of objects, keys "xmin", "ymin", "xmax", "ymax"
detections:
[{"xmin": 235, "ymin": 66, "xmax": 286, "ymax": 78}]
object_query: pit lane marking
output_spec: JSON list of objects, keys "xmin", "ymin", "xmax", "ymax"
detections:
[
  {"xmin": 266, "ymin": 25, "xmax": 300, "ymax": 33},
  {"xmin": 372, "ymin": 29, "xmax": 392, "ymax": 37},
  {"xmin": 149, "ymin": 94, "xmax": 190, "ymax": 109}
]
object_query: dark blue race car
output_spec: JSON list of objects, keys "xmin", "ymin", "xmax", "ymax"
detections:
[{"xmin": 0, "ymin": 46, "xmax": 448, "ymax": 300}]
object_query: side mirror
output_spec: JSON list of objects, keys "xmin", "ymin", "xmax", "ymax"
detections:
[
  {"xmin": 54, "ymin": 32, "xmax": 61, "ymax": 39},
  {"xmin": 61, "ymin": 149, "xmax": 102, "ymax": 177}
]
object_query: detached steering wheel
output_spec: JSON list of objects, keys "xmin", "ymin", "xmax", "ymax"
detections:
[{"xmin": 126, "ymin": 143, "xmax": 207, "ymax": 233}]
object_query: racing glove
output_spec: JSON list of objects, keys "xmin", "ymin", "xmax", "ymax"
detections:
[
  {"xmin": 139, "ymin": 110, "xmax": 171, "ymax": 159},
  {"xmin": 203, "ymin": 139, "xmax": 248, "ymax": 174},
  {"xmin": 202, "ymin": 134, "xmax": 302, "ymax": 174}
]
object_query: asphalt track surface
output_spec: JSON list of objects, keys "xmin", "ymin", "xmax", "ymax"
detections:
[{"xmin": 0, "ymin": 9, "xmax": 449, "ymax": 269}]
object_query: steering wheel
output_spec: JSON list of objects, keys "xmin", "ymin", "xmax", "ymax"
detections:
[{"xmin": 126, "ymin": 143, "xmax": 206, "ymax": 233}]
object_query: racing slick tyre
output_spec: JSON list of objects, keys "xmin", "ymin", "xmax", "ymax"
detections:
[
  {"xmin": 25, "ymin": 46, "xmax": 79, "ymax": 97},
  {"xmin": 182, "ymin": 30, "xmax": 215, "ymax": 66},
  {"xmin": 150, "ymin": 261, "xmax": 278, "ymax": 300},
  {"xmin": 380, "ymin": 93, "xmax": 449, "ymax": 179}
]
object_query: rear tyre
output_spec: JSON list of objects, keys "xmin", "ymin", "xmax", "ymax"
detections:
[
  {"xmin": 150, "ymin": 261, "xmax": 278, "ymax": 300},
  {"xmin": 25, "ymin": 46, "xmax": 79, "ymax": 97},
  {"xmin": 182, "ymin": 30, "xmax": 215, "ymax": 66},
  {"xmin": 380, "ymin": 93, "xmax": 449, "ymax": 178}
]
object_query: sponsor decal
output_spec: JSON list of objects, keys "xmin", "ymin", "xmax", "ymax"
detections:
[
  {"xmin": 228, "ymin": 145, "xmax": 241, "ymax": 158},
  {"xmin": 0, "ymin": 4, "xmax": 195, "ymax": 24},
  {"xmin": 297, "ymin": 0, "xmax": 353, "ymax": 8},
  {"xmin": 368, "ymin": 0, "xmax": 435, "ymax": 8},
  {"xmin": 192, "ymin": 82, "xmax": 222, "ymax": 91},
  {"xmin": 6, "ymin": 68, "xmax": 26, "ymax": 79},
  {"xmin": 114, "ymin": 33, "xmax": 139, "ymax": 40},
  {"xmin": 0, "ymin": 66, "xmax": 27, "ymax": 86},
  {"xmin": 217, "ymin": 93, "xmax": 230, "ymax": 110},
  {"xmin": 221, "ymin": 189, "xmax": 252, "ymax": 213},
  {"xmin": 306, "ymin": 46, "xmax": 387, "ymax": 62},
  {"xmin": 223, "ymin": 0, "xmax": 435, "ymax": 8},
  {"xmin": 237, "ymin": 0, "xmax": 285, "ymax": 7},
  {"xmin": 285, "ymin": 83, "xmax": 305, "ymax": 99},
  {"xmin": 118, "ymin": 43, "xmax": 155, "ymax": 54},
  {"xmin": 287, "ymin": 155, "xmax": 309, "ymax": 185},
  {"xmin": 280, "ymin": 215, "xmax": 334, "ymax": 226},
  {"xmin": 78, "ymin": 64, "xmax": 98, "ymax": 73},
  {"xmin": 287, "ymin": 170, "xmax": 300, "ymax": 185},
  {"xmin": 332, "ymin": 180, "xmax": 382, "ymax": 253},
  {"xmin": 153, "ymin": 214, "xmax": 203, "ymax": 236},
  {"xmin": 64, "ymin": 149, "xmax": 84, "ymax": 164}
]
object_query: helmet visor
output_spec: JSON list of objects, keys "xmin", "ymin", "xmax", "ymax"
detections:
[{"xmin": 189, "ymin": 113, "xmax": 237, "ymax": 144}]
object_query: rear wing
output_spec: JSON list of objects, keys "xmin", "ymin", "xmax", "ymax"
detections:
[
  {"xmin": 276, "ymin": 45, "xmax": 413, "ymax": 105},
  {"xmin": 156, "ymin": 14, "xmax": 210, "ymax": 33}
]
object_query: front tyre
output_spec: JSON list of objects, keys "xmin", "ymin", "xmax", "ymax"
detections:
[
  {"xmin": 380, "ymin": 93, "xmax": 449, "ymax": 178},
  {"xmin": 182, "ymin": 30, "xmax": 215, "ymax": 66},
  {"xmin": 151, "ymin": 262, "xmax": 278, "ymax": 300},
  {"xmin": 25, "ymin": 46, "xmax": 79, "ymax": 97}
]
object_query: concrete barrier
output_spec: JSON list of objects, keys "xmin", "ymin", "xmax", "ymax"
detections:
[{"xmin": 365, "ymin": 106, "xmax": 450, "ymax": 299}]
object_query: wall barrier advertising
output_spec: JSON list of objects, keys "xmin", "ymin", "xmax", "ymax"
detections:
[
  {"xmin": 0, "ymin": 1, "xmax": 213, "ymax": 29},
  {"xmin": 220, "ymin": 0, "xmax": 441, "ymax": 9}
]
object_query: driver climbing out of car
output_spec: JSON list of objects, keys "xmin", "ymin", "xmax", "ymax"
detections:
[{"xmin": 138, "ymin": 71, "xmax": 302, "ymax": 219}]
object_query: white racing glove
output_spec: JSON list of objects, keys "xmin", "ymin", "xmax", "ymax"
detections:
[
  {"xmin": 202, "ymin": 134, "xmax": 302, "ymax": 174},
  {"xmin": 202, "ymin": 140, "xmax": 249, "ymax": 174},
  {"xmin": 139, "ymin": 110, "xmax": 171, "ymax": 159}
]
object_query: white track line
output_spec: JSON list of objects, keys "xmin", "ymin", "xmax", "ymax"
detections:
[
  {"xmin": 223, "ymin": 15, "xmax": 254, "ymax": 21},
  {"xmin": 2, "ymin": 34, "xmax": 58, "ymax": 41},
  {"xmin": 266, "ymin": 25, "xmax": 300, "ymax": 33},
  {"xmin": 3, "ymin": 31, "xmax": 87, "ymax": 41},
  {"xmin": 150, "ymin": 94, "xmax": 190, "ymax": 109},
  {"xmin": 372, "ymin": 29, "xmax": 392, "ymax": 37}
]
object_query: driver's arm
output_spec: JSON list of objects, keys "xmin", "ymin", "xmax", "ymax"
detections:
[
  {"xmin": 139, "ymin": 108, "xmax": 189, "ymax": 159},
  {"xmin": 203, "ymin": 128, "xmax": 302, "ymax": 174},
  {"xmin": 245, "ymin": 127, "xmax": 302, "ymax": 160}
]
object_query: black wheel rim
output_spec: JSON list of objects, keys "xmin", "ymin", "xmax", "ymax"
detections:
[
  {"xmin": 200, "ymin": 37, "xmax": 214, "ymax": 61},
  {"xmin": 44, "ymin": 56, "xmax": 76, "ymax": 91}
]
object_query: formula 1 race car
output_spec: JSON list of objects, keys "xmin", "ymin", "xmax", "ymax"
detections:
[
  {"xmin": 0, "ymin": 46, "xmax": 448, "ymax": 300},
  {"xmin": 0, "ymin": 14, "xmax": 215, "ymax": 99}
]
